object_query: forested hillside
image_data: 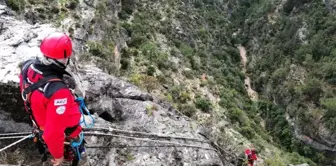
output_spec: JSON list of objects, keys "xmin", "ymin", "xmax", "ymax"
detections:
[
  {"xmin": 4, "ymin": 0, "xmax": 336, "ymax": 165},
  {"xmin": 232, "ymin": 0, "xmax": 336, "ymax": 165}
]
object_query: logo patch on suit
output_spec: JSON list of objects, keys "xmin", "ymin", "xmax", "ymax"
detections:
[
  {"xmin": 54, "ymin": 98, "xmax": 67, "ymax": 106},
  {"xmin": 56, "ymin": 106, "xmax": 66, "ymax": 115}
]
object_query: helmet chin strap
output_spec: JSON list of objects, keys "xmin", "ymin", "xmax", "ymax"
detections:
[{"xmin": 46, "ymin": 57, "xmax": 69, "ymax": 69}]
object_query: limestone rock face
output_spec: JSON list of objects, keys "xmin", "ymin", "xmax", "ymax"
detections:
[{"xmin": 80, "ymin": 68, "xmax": 223, "ymax": 165}]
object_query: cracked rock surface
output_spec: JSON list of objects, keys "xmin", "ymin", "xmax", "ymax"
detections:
[{"xmin": 69, "ymin": 65, "xmax": 225, "ymax": 166}]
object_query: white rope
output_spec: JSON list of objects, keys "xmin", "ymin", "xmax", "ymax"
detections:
[
  {"xmin": 83, "ymin": 132, "xmax": 215, "ymax": 151},
  {"xmin": 84, "ymin": 127, "xmax": 210, "ymax": 143},
  {"xmin": 0, "ymin": 132, "xmax": 215, "ymax": 153},
  {"xmin": 86, "ymin": 144, "xmax": 213, "ymax": 150},
  {"xmin": 0, "ymin": 132, "xmax": 31, "ymax": 136},
  {"xmin": 0, "ymin": 134, "xmax": 33, "ymax": 152},
  {"xmin": 0, "ymin": 136, "xmax": 30, "ymax": 140}
]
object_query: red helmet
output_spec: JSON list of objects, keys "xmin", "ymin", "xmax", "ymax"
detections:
[{"xmin": 40, "ymin": 32, "xmax": 73, "ymax": 59}]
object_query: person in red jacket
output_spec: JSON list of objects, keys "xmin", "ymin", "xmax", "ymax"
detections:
[
  {"xmin": 19, "ymin": 32, "xmax": 90, "ymax": 166},
  {"xmin": 245, "ymin": 147, "xmax": 258, "ymax": 166}
]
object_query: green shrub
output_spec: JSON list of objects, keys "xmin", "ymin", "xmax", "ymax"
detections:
[
  {"xmin": 95, "ymin": 0, "xmax": 108, "ymax": 16},
  {"xmin": 180, "ymin": 91, "xmax": 191, "ymax": 103},
  {"xmin": 229, "ymin": 109, "xmax": 243, "ymax": 122},
  {"xmin": 271, "ymin": 67, "xmax": 288, "ymax": 85},
  {"xmin": 301, "ymin": 78, "xmax": 323, "ymax": 103},
  {"xmin": 139, "ymin": 42, "xmax": 168, "ymax": 66},
  {"xmin": 228, "ymin": 108, "xmax": 249, "ymax": 125},
  {"xmin": 287, "ymin": 152, "xmax": 316, "ymax": 166},
  {"xmin": 179, "ymin": 43, "xmax": 194, "ymax": 57},
  {"xmin": 142, "ymin": 75, "xmax": 159, "ymax": 92},
  {"xmin": 87, "ymin": 41, "xmax": 105, "ymax": 58},
  {"xmin": 195, "ymin": 98, "xmax": 212, "ymax": 112},
  {"xmin": 200, "ymin": 80, "xmax": 208, "ymax": 87},
  {"xmin": 264, "ymin": 157, "xmax": 285, "ymax": 166},
  {"xmin": 190, "ymin": 56, "xmax": 200, "ymax": 70},
  {"xmin": 170, "ymin": 85, "xmax": 183, "ymax": 101},
  {"xmin": 118, "ymin": 10, "xmax": 130, "ymax": 20},
  {"xmin": 146, "ymin": 105, "xmax": 154, "ymax": 116},
  {"xmin": 126, "ymin": 153, "xmax": 135, "ymax": 161},
  {"xmin": 147, "ymin": 66, "xmax": 156, "ymax": 76},
  {"xmin": 129, "ymin": 73, "xmax": 142, "ymax": 86},
  {"xmin": 128, "ymin": 35, "xmax": 149, "ymax": 47},
  {"xmin": 225, "ymin": 47, "xmax": 241, "ymax": 63},
  {"xmin": 321, "ymin": 98, "xmax": 336, "ymax": 111},
  {"xmin": 120, "ymin": 57, "xmax": 130, "ymax": 70},
  {"xmin": 65, "ymin": 0, "xmax": 79, "ymax": 9},
  {"xmin": 327, "ymin": 78, "xmax": 336, "ymax": 86},
  {"xmin": 27, "ymin": 0, "xmax": 43, "ymax": 5},
  {"xmin": 156, "ymin": 55, "xmax": 171, "ymax": 70},
  {"xmin": 6, "ymin": 0, "xmax": 25, "ymax": 11},
  {"xmin": 166, "ymin": 93, "xmax": 173, "ymax": 102},
  {"xmin": 193, "ymin": 1, "xmax": 203, "ymax": 8},
  {"xmin": 179, "ymin": 104, "xmax": 197, "ymax": 117},
  {"xmin": 172, "ymin": 39, "xmax": 182, "ymax": 47},
  {"xmin": 182, "ymin": 69, "xmax": 194, "ymax": 79},
  {"xmin": 239, "ymin": 126, "xmax": 255, "ymax": 139}
]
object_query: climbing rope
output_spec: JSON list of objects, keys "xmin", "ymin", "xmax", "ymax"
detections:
[
  {"xmin": 83, "ymin": 131, "xmax": 231, "ymax": 165},
  {"xmin": 0, "ymin": 127, "xmax": 211, "ymax": 144},
  {"xmin": 0, "ymin": 130, "xmax": 236, "ymax": 165},
  {"xmin": 76, "ymin": 97, "xmax": 95, "ymax": 129},
  {"xmin": 0, "ymin": 132, "xmax": 215, "ymax": 151},
  {"xmin": 86, "ymin": 144, "xmax": 214, "ymax": 149},
  {"xmin": 0, "ymin": 131, "xmax": 216, "ymax": 151},
  {"xmin": 0, "ymin": 134, "xmax": 34, "ymax": 152},
  {"xmin": 70, "ymin": 96, "xmax": 95, "ymax": 161},
  {"xmin": 84, "ymin": 127, "xmax": 211, "ymax": 144},
  {"xmin": 0, "ymin": 132, "xmax": 31, "ymax": 136},
  {"xmin": 0, "ymin": 135, "xmax": 30, "ymax": 140},
  {"xmin": 83, "ymin": 127, "xmax": 234, "ymax": 165},
  {"xmin": 83, "ymin": 131, "xmax": 215, "ymax": 151}
]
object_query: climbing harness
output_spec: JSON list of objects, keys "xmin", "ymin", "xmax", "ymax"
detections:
[
  {"xmin": 21, "ymin": 74, "xmax": 63, "ymax": 129},
  {"xmin": 63, "ymin": 96, "xmax": 95, "ymax": 164}
]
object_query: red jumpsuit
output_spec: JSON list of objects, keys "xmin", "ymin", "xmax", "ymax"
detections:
[
  {"xmin": 19, "ymin": 59, "xmax": 82, "ymax": 159},
  {"xmin": 245, "ymin": 148, "xmax": 257, "ymax": 166}
]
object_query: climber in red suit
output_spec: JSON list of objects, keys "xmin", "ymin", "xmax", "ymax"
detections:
[
  {"xmin": 245, "ymin": 147, "xmax": 258, "ymax": 166},
  {"xmin": 19, "ymin": 32, "xmax": 83, "ymax": 166}
]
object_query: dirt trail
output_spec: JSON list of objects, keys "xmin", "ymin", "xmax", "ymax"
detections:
[{"xmin": 238, "ymin": 46, "xmax": 258, "ymax": 101}]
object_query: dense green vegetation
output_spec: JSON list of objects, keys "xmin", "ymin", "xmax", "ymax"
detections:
[
  {"xmin": 85, "ymin": 0, "xmax": 334, "ymax": 165},
  {"xmin": 231, "ymin": 0, "xmax": 336, "ymax": 165},
  {"xmin": 115, "ymin": 0, "xmax": 322, "ymax": 165}
]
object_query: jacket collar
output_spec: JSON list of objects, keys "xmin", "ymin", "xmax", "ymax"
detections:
[{"xmin": 33, "ymin": 60, "xmax": 71, "ymax": 79}]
